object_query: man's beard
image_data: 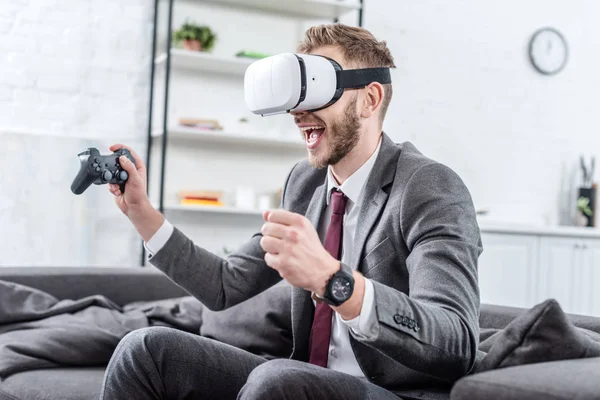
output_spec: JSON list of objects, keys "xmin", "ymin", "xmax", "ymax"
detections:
[{"xmin": 308, "ymin": 95, "xmax": 361, "ymax": 169}]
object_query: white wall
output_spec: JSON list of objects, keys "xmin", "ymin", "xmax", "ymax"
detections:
[
  {"xmin": 2, "ymin": 0, "xmax": 599, "ymax": 267},
  {"xmin": 367, "ymin": 0, "xmax": 600, "ymax": 227},
  {"xmin": 0, "ymin": 0, "xmax": 153, "ymax": 266}
]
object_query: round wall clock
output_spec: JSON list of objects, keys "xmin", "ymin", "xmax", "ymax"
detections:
[{"xmin": 528, "ymin": 27, "xmax": 568, "ymax": 75}]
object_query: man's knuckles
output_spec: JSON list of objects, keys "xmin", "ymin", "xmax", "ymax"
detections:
[{"xmin": 285, "ymin": 228, "xmax": 300, "ymax": 243}]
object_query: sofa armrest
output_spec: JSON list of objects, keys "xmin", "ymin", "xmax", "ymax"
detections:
[
  {"xmin": 451, "ymin": 357, "xmax": 600, "ymax": 400},
  {"xmin": 0, "ymin": 266, "xmax": 189, "ymax": 305},
  {"xmin": 480, "ymin": 303, "xmax": 600, "ymax": 333},
  {"xmin": 479, "ymin": 303, "xmax": 527, "ymax": 330}
]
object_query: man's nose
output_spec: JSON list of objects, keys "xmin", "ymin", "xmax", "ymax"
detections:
[{"xmin": 289, "ymin": 109, "xmax": 308, "ymax": 117}]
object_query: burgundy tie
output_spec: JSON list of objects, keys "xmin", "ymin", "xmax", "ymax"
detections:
[{"xmin": 308, "ymin": 189, "xmax": 348, "ymax": 368}]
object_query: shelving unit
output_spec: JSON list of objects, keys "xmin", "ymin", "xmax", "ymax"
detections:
[
  {"xmin": 154, "ymin": 48, "xmax": 253, "ymax": 75},
  {"xmin": 152, "ymin": 125, "xmax": 305, "ymax": 150},
  {"xmin": 164, "ymin": 204, "xmax": 264, "ymax": 216},
  {"xmin": 198, "ymin": 0, "xmax": 362, "ymax": 20},
  {"xmin": 143, "ymin": 0, "xmax": 364, "ymax": 264}
]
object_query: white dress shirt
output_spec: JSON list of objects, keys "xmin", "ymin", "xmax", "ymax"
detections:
[{"xmin": 145, "ymin": 136, "xmax": 383, "ymax": 379}]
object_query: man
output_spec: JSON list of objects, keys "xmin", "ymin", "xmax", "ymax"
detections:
[{"xmin": 100, "ymin": 24, "xmax": 483, "ymax": 400}]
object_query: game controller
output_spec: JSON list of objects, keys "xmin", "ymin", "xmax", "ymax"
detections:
[{"xmin": 71, "ymin": 147, "xmax": 135, "ymax": 195}]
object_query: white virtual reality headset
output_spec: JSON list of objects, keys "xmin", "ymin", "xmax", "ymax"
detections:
[{"xmin": 244, "ymin": 53, "xmax": 392, "ymax": 116}]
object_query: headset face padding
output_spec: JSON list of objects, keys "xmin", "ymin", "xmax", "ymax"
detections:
[{"xmin": 244, "ymin": 53, "xmax": 391, "ymax": 116}]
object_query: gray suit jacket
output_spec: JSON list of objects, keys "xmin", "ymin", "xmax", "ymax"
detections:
[{"xmin": 149, "ymin": 133, "xmax": 483, "ymax": 398}]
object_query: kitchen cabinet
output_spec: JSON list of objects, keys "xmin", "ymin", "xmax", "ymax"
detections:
[
  {"xmin": 478, "ymin": 223, "xmax": 600, "ymax": 317},
  {"xmin": 585, "ymin": 241, "xmax": 600, "ymax": 316},
  {"xmin": 536, "ymin": 236, "xmax": 600, "ymax": 316},
  {"xmin": 537, "ymin": 237, "xmax": 589, "ymax": 315},
  {"xmin": 478, "ymin": 232, "xmax": 539, "ymax": 308}
]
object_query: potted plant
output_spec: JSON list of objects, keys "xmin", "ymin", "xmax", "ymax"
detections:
[
  {"xmin": 173, "ymin": 21, "xmax": 216, "ymax": 52},
  {"xmin": 576, "ymin": 196, "xmax": 593, "ymax": 227}
]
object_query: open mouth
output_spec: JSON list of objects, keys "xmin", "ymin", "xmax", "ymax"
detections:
[{"xmin": 300, "ymin": 125, "xmax": 325, "ymax": 149}]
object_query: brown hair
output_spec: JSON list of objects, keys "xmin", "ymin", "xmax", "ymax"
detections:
[{"xmin": 297, "ymin": 23, "xmax": 396, "ymax": 125}]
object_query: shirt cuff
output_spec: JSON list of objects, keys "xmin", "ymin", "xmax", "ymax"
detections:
[
  {"xmin": 144, "ymin": 219, "xmax": 174, "ymax": 257},
  {"xmin": 341, "ymin": 278, "xmax": 379, "ymax": 339}
]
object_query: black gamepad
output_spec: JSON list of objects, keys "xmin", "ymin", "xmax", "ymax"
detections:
[{"xmin": 71, "ymin": 147, "xmax": 136, "ymax": 195}]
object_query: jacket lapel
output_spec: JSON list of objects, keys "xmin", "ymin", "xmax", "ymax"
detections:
[
  {"xmin": 305, "ymin": 180, "xmax": 327, "ymax": 231},
  {"xmin": 290, "ymin": 177, "xmax": 327, "ymax": 361},
  {"xmin": 350, "ymin": 133, "xmax": 401, "ymax": 271}
]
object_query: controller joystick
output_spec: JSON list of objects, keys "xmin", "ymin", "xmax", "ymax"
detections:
[{"xmin": 71, "ymin": 147, "xmax": 136, "ymax": 195}]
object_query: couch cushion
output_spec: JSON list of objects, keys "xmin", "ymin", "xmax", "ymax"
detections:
[
  {"xmin": 200, "ymin": 281, "xmax": 293, "ymax": 359},
  {"xmin": 478, "ymin": 299, "xmax": 600, "ymax": 372},
  {"xmin": 0, "ymin": 368, "xmax": 105, "ymax": 400},
  {"xmin": 480, "ymin": 302, "xmax": 600, "ymax": 334},
  {"xmin": 451, "ymin": 358, "xmax": 600, "ymax": 400}
]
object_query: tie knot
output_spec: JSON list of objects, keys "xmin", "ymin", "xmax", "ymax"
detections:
[{"xmin": 330, "ymin": 189, "xmax": 348, "ymax": 215}]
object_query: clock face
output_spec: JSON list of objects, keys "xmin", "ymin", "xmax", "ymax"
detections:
[
  {"xmin": 331, "ymin": 277, "xmax": 352, "ymax": 300},
  {"xmin": 529, "ymin": 28, "xmax": 568, "ymax": 75}
]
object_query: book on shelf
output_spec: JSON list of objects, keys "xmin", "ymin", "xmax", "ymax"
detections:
[
  {"xmin": 178, "ymin": 117, "xmax": 223, "ymax": 131},
  {"xmin": 178, "ymin": 189, "xmax": 224, "ymax": 207},
  {"xmin": 180, "ymin": 198, "xmax": 224, "ymax": 207}
]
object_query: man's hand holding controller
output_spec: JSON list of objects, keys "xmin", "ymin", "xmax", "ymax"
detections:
[{"xmin": 107, "ymin": 144, "xmax": 165, "ymax": 243}]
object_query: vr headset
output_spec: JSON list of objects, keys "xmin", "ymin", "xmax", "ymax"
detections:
[{"xmin": 244, "ymin": 53, "xmax": 392, "ymax": 116}]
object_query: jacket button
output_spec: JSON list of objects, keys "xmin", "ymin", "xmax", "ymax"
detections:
[
  {"xmin": 402, "ymin": 316, "xmax": 410, "ymax": 326},
  {"xmin": 393, "ymin": 314, "xmax": 402, "ymax": 324},
  {"xmin": 408, "ymin": 320, "xmax": 416, "ymax": 329},
  {"xmin": 414, "ymin": 325, "xmax": 420, "ymax": 332}
]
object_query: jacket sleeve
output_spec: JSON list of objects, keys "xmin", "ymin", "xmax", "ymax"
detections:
[
  {"xmin": 147, "ymin": 162, "xmax": 299, "ymax": 311},
  {"xmin": 352, "ymin": 161, "xmax": 483, "ymax": 382}
]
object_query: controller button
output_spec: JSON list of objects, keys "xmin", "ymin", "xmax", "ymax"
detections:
[
  {"xmin": 102, "ymin": 170, "xmax": 113, "ymax": 181},
  {"xmin": 95, "ymin": 167, "xmax": 101, "ymax": 172},
  {"xmin": 92, "ymin": 162, "xmax": 99, "ymax": 168},
  {"xmin": 119, "ymin": 170, "xmax": 128, "ymax": 181},
  {"xmin": 94, "ymin": 157, "xmax": 99, "ymax": 163}
]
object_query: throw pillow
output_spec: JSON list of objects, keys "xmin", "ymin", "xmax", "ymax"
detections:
[{"xmin": 478, "ymin": 299, "xmax": 600, "ymax": 372}]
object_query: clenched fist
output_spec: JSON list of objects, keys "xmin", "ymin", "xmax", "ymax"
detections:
[{"xmin": 260, "ymin": 209, "xmax": 340, "ymax": 296}]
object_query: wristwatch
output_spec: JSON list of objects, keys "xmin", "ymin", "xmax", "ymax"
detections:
[{"xmin": 314, "ymin": 263, "xmax": 355, "ymax": 306}]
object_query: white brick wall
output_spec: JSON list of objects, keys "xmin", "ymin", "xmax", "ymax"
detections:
[
  {"xmin": 0, "ymin": 0, "xmax": 152, "ymax": 138},
  {"xmin": 0, "ymin": 84, "xmax": 11, "ymax": 101},
  {"xmin": 0, "ymin": 0, "xmax": 153, "ymax": 266}
]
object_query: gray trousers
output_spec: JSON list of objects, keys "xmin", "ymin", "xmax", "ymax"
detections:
[{"xmin": 100, "ymin": 326, "xmax": 400, "ymax": 400}]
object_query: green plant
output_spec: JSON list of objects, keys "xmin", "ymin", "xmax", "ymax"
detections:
[
  {"xmin": 173, "ymin": 21, "xmax": 216, "ymax": 51},
  {"xmin": 577, "ymin": 196, "xmax": 593, "ymax": 217}
]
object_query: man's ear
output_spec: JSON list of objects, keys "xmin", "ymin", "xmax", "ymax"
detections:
[{"xmin": 360, "ymin": 82, "xmax": 384, "ymax": 119}]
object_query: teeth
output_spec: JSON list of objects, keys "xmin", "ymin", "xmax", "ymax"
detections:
[{"xmin": 300, "ymin": 126, "xmax": 324, "ymax": 132}]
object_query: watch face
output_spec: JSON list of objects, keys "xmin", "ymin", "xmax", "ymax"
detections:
[{"xmin": 331, "ymin": 277, "xmax": 352, "ymax": 300}]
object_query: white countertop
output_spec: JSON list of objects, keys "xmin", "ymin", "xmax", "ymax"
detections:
[{"xmin": 478, "ymin": 219, "xmax": 600, "ymax": 238}]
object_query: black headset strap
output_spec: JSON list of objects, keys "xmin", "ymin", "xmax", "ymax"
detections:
[{"xmin": 336, "ymin": 68, "xmax": 392, "ymax": 89}]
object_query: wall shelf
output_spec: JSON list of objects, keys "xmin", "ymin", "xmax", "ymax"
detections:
[
  {"xmin": 155, "ymin": 49, "xmax": 253, "ymax": 76},
  {"xmin": 152, "ymin": 126, "xmax": 306, "ymax": 150},
  {"xmin": 198, "ymin": 0, "xmax": 361, "ymax": 20},
  {"xmin": 164, "ymin": 204, "xmax": 264, "ymax": 216}
]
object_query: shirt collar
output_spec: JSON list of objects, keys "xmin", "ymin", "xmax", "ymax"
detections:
[{"xmin": 326, "ymin": 135, "xmax": 383, "ymax": 206}]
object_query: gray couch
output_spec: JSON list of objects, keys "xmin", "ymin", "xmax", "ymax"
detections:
[{"xmin": 0, "ymin": 267, "xmax": 599, "ymax": 400}]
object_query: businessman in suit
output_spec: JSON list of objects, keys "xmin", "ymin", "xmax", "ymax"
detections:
[{"xmin": 100, "ymin": 23, "xmax": 483, "ymax": 400}]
